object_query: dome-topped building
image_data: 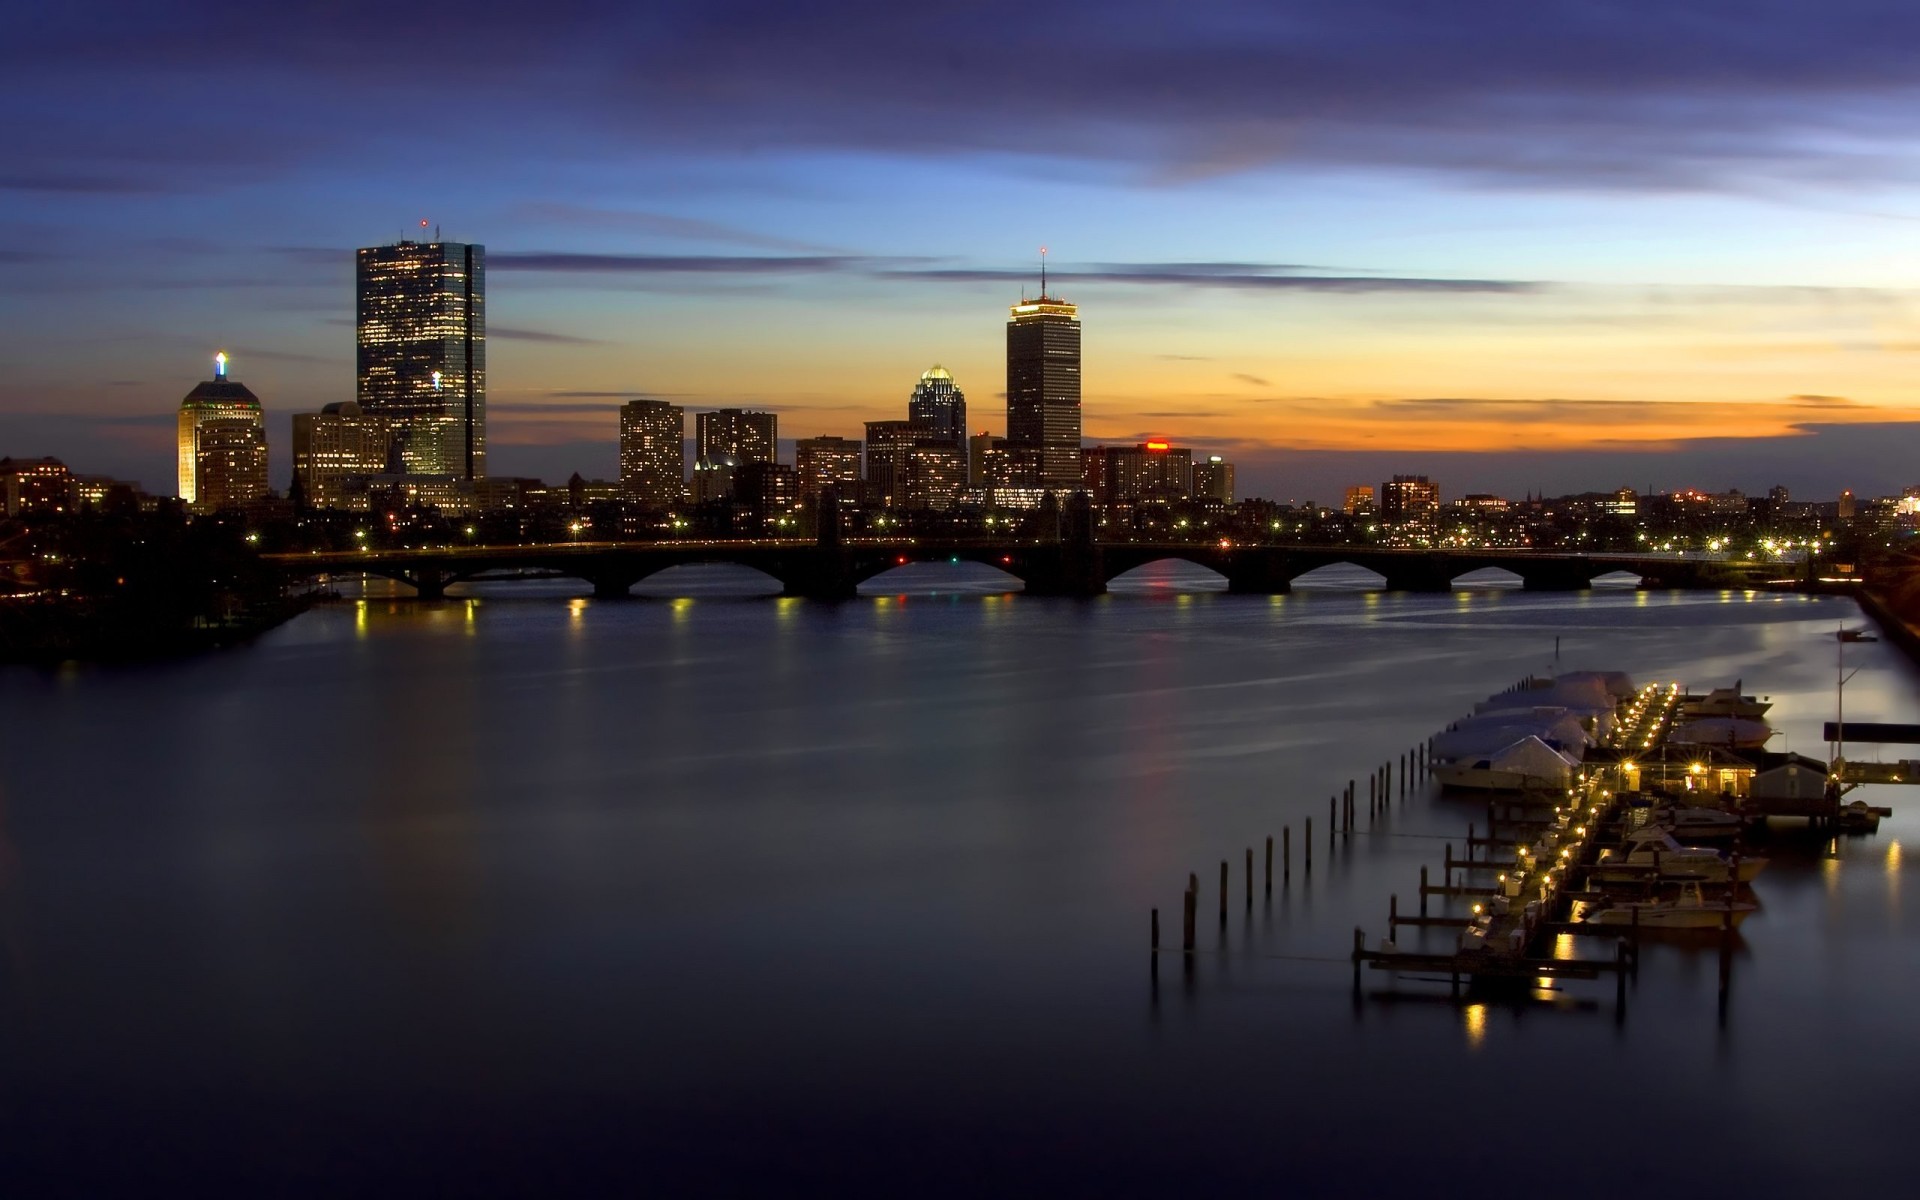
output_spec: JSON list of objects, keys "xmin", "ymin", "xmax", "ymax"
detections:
[
  {"xmin": 177, "ymin": 352, "xmax": 268, "ymax": 510},
  {"xmin": 908, "ymin": 364, "xmax": 966, "ymax": 449}
]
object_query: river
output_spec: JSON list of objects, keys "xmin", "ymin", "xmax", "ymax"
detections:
[{"xmin": 0, "ymin": 563, "xmax": 1911, "ymax": 1195}]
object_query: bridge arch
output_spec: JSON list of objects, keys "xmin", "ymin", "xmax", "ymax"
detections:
[
  {"xmin": 1288, "ymin": 561, "xmax": 1389, "ymax": 590},
  {"xmin": 854, "ymin": 559, "xmax": 1025, "ymax": 596},
  {"xmin": 1105, "ymin": 557, "xmax": 1229, "ymax": 593},
  {"xmin": 1448, "ymin": 565, "xmax": 1527, "ymax": 590},
  {"xmin": 628, "ymin": 561, "xmax": 787, "ymax": 598}
]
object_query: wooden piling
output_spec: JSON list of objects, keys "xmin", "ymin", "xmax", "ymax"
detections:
[
  {"xmin": 1283, "ymin": 825, "xmax": 1292, "ymax": 882},
  {"xmin": 1305, "ymin": 819, "xmax": 1312, "ymax": 872},
  {"xmin": 1182, "ymin": 885, "xmax": 1196, "ymax": 954},
  {"xmin": 1264, "ymin": 835, "xmax": 1273, "ymax": 894},
  {"xmin": 1219, "ymin": 860, "xmax": 1228, "ymax": 927},
  {"xmin": 1245, "ymin": 847, "xmax": 1253, "ymax": 909},
  {"xmin": 1389, "ymin": 893, "xmax": 1398, "ymax": 932},
  {"xmin": 1420, "ymin": 865, "xmax": 1429, "ymax": 916}
]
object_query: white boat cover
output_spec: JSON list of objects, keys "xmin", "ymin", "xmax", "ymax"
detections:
[
  {"xmin": 1555, "ymin": 670, "xmax": 1636, "ymax": 700},
  {"xmin": 1481, "ymin": 736, "xmax": 1579, "ymax": 787},
  {"xmin": 1433, "ymin": 709, "xmax": 1590, "ymax": 760},
  {"xmin": 1476, "ymin": 679, "xmax": 1617, "ymax": 735}
]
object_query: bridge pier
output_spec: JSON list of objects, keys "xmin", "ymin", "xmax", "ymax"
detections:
[
  {"xmin": 404, "ymin": 569, "xmax": 451, "ymax": 600},
  {"xmin": 1023, "ymin": 544, "xmax": 1107, "ymax": 597},
  {"xmin": 1382, "ymin": 565, "xmax": 1454, "ymax": 593},
  {"xmin": 1521, "ymin": 570, "xmax": 1593, "ymax": 592},
  {"xmin": 1225, "ymin": 552, "xmax": 1293, "ymax": 595},
  {"xmin": 589, "ymin": 574, "xmax": 636, "ymax": 600},
  {"xmin": 779, "ymin": 553, "xmax": 859, "ymax": 602}
]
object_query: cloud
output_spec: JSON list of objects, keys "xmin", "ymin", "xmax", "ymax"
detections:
[
  {"xmin": 490, "ymin": 252, "xmax": 874, "ymax": 274},
  {"xmin": 14, "ymin": 2, "xmax": 1920, "ymax": 196},
  {"xmin": 509, "ymin": 202, "xmax": 840, "ymax": 253},
  {"xmin": 1230, "ymin": 373, "xmax": 1270, "ymax": 387},
  {"xmin": 490, "ymin": 326, "xmax": 605, "ymax": 345}
]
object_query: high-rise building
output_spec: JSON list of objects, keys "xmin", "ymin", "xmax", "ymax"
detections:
[
  {"xmin": 178, "ymin": 353, "xmax": 267, "ymax": 511},
  {"xmin": 620, "ymin": 399, "xmax": 686, "ymax": 509},
  {"xmin": 695, "ymin": 409, "xmax": 777, "ymax": 466},
  {"xmin": 908, "ymin": 366, "xmax": 966, "ymax": 449},
  {"xmin": 735, "ymin": 461, "xmax": 798, "ymax": 523},
  {"xmin": 195, "ymin": 420, "xmax": 270, "ymax": 512},
  {"xmin": 1005, "ymin": 263, "xmax": 1082, "ymax": 490},
  {"xmin": 794, "ymin": 436, "xmax": 862, "ymax": 503},
  {"xmin": 1193, "ymin": 455, "xmax": 1235, "ymax": 504},
  {"xmin": 1343, "ymin": 485, "xmax": 1375, "ymax": 515},
  {"xmin": 355, "ymin": 239, "xmax": 486, "ymax": 479},
  {"xmin": 1083, "ymin": 442, "xmax": 1191, "ymax": 505},
  {"xmin": 904, "ymin": 445, "xmax": 966, "ymax": 511},
  {"xmin": 1380, "ymin": 475, "xmax": 1440, "ymax": 523},
  {"xmin": 863, "ymin": 419, "xmax": 918, "ymax": 509},
  {"xmin": 0, "ymin": 456, "xmax": 72, "ymax": 516},
  {"xmin": 292, "ymin": 402, "xmax": 392, "ymax": 509}
]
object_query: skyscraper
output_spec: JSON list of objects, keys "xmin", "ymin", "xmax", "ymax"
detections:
[
  {"xmin": 907, "ymin": 365, "xmax": 966, "ymax": 449},
  {"xmin": 1380, "ymin": 475, "xmax": 1440, "ymax": 524},
  {"xmin": 1005, "ymin": 260, "xmax": 1081, "ymax": 490},
  {"xmin": 694, "ymin": 409, "xmax": 777, "ymax": 466},
  {"xmin": 356, "ymin": 238, "xmax": 486, "ymax": 479},
  {"xmin": 177, "ymin": 352, "xmax": 267, "ymax": 511},
  {"xmin": 863, "ymin": 419, "xmax": 918, "ymax": 509},
  {"xmin": 619, "ymin": 399, "xmax": 686, "ymax": 509}
]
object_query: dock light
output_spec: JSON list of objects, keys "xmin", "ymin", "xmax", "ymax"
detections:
[
  {"xmin": 1690, "ymin": 763, "xmax": 1705, "ymax": 775},
  {"xmin": 1472, "ymin": 904, "xmax": 1483, "ymax": 915}
]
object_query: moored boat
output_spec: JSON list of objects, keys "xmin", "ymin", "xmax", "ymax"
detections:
[
  {"xmin": 1577, "ymin": 884, "xmax": 1757, "ymax": 930},
  {"xmin": 1681, "ymin": 683, "xmax": 1771, "ymax": 720},
  {"xmin": 1592, "ymin": 829, "xmax": 1766, "ymax": 884}
]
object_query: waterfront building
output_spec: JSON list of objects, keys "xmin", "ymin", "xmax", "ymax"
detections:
[
  {"xmin": 1380, "ymin": 475, "xmax": 1440, "ymax": 522},
  {"xmin": 72, "ymin": 474, "xmax": 144, "ymax": 513},
  {"xmin": 695, "ymin": 409, "xmax": 777, "ymax": 466},
  {"xmin": 1193, "ymin": 455, "xmax": 1235, "ymax": 504},
  {"xmin": 864, "ymin": 419, "xmax": 918, "ymax": 509},
  {"xmin": 907, "ymin": 366, "xmax": 967, "ymax": 450},
  {"xmin": 355, "ymin": 239, "xmax": 486, "ymax": 479},
  {"xmin": 177, "ymin": 354, "xmax": 267, "ymax": 511},
  {"xmin": 903, "ymin": 445, "xmax": 967, "ymax": 511},
  {"xmin": 1005, "ymin": 264, "xmax": 1082, "ymax": 490},
  {"xmin": 736, "ymin": 461, "xmax": 798, "ymax": 523},
  {"xmin": 967, "ymin": 431, "xmax": 996, "ymax": 486},
  {"xmin": 1084, "ymin": 442, "xmax": 1192, "ymax": 505},
  {"xmin": 292, "ymin": 402, "xmax": 392, "ymax": 509},
  {"xmin": 194, "ymin": 420, "xmax": 269, "ymax": 512},
  {"xmin": 620, "ymin": 399, "xmax": 686, "ymax": 509},
  {"xmin": 794, "ymin": 436, "xmax": 862, "ymax": 503},
  {"xmin": 1343, "ymin": 485, "xmax": 1375, "ymax": 515},
  {"xmin": 0, "ymin": 456, "xmax": 72, "ymax": 516}
]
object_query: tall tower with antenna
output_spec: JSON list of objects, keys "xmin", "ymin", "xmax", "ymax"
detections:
[{"xmin": 1005, "ymin": 247, "xmax": 1082, "ymax": 489}]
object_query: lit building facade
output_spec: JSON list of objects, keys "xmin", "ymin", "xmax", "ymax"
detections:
[
  {"xmin": 620, "ymin": 399, "xmax": 686, "ymax": 509},
  {"xmin": 1380, "ymin": 475, "xmax": 1440, "ymax": 523},
  {"xmin": 903, "ymin": 445, "xmax": 966, "ymax": 511},
  {"xmin": 695, "ymin": 409, "xmax": 777, "ymax": 466},
  {"xmin": 355, "ymin": 239, "xmax": 486, "ymax": 479},
  {"xmin": 1343, "ymin": 485, "xmax": 1375, "ymax": 515},
  {"xmin": 292, "ymin": 402, "xmax": 391, "ymax": 509},
  {"xmin": 178, "ymin": 354, "xmax": 267, "ymax": 511},
  {"xmin": 1193, "ymin": 455, "xmax": 1235, "ymax": 504},
  {"xmin": 795, "ymin": 436, "xmax": 862, "ymax": 503},
  {"xmin": 1006, "ymin": 278, "xmax": 1082, "ymax": 490},
  {"xmin": 1084, "ymin": 442, "xmax": 1191, "ymax": 505},
  {"xmin": 0, "ymin": 456, "xmax": 72, "ymax": 516},
  {"xmin": 194, "ymin": 420, "xmax": 270, "ymax": 512},
  {"xmin": 907, "ymin": 365, "xmax": 967, "ymax": 449},
  {"xmin": 864, "ymin": 419, "xmax": 918, "ymax": 509}
]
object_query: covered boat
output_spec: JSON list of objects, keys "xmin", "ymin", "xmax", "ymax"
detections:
[
  {"xmin": 1433, "ymin": 735, "xmax": 1579, "ymax": 793},
  {"xmin": 1668, "ymin": 717, "xmax": 1772, "ymax": 749}
]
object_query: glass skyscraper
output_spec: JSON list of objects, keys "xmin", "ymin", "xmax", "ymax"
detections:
[
  {"xmin": 1005, "ymin": 283, "xmax": 1081, "ymax": 490},
  {"xmin": 355, "ymin": 240, "xmax": 486, "ymax": 479}
]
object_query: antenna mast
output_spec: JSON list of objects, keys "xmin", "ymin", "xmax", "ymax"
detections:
[{"xmin": 1039, "ymin": 246, "xmax": 1048, "ymax": 299}]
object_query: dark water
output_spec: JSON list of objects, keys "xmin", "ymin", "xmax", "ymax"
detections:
[{"xmin": 1, "ymin": 564, "xmax": 1913, "ymax": 1195}]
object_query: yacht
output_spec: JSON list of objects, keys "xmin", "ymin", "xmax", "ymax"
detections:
[
  {"xmin": 1592, "ymin": 829, "xmax": 1766, "ymax": 884},
  {"xmin": 1681, "ymin": 684, "xmax": 1771, "ymax": 720},
  {"xmin": 1577, "ymin": 884, "xmax": 1757, "ymax": 930},
  {"xmin": 1647, "ymin": 806, "xmax": 1745, "ymax": 840}
]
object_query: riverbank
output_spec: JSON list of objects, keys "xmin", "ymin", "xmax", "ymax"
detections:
[{"xmin": 0, "ymin": 592, "xmax": 314, "ymax": 666}]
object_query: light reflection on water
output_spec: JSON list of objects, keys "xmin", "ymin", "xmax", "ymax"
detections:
[{"xmin": 1, "ymin": 576, "xmax": 1916, "ymax": 1193}]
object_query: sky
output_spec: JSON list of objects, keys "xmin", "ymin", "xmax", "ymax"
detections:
[{"xmin": 4, "ymin": 0, "xmax": 1920, "ymax": 503}]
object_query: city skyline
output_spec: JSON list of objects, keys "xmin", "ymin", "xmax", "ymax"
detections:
[{"xmin": 8, "ymin": 3, "xmax": 1920, "ymax": 501}]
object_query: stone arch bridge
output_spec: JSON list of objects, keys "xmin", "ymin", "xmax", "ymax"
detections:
[{"xmin": 268, "ymin": 538, "xmax": 1771, "ymax": 601}]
